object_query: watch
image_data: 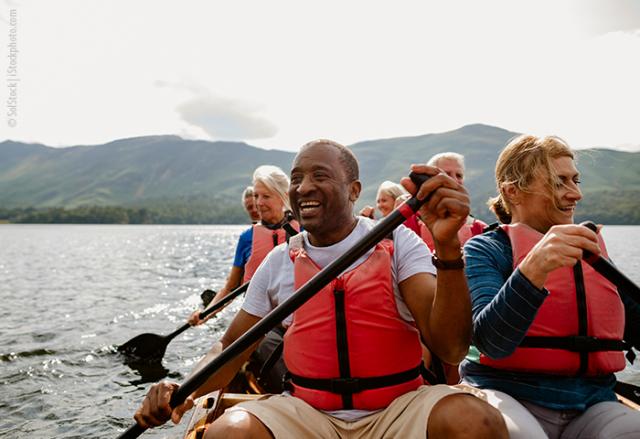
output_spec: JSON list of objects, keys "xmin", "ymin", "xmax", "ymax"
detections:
[{"xmin": 431, "ymin": 254, "xmax": 465, "ymax": 270}]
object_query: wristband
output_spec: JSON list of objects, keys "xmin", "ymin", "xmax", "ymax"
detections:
[{"xmin": 431, "ymin": 254, "xmax": 465, "ymax": 270}]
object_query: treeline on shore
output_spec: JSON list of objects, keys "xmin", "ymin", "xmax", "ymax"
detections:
[
  {"xmin": 0, "ymin": 204, "xmax": 249, "ymax": 224},
  {"xmin": 1, "ymin": 189, "xmax": 639, "ymax": 225}
]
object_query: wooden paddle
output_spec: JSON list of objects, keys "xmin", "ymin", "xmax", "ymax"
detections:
[
  {"xmin": 116, "ymin": 172, "xmax": 433, "ymax": 439},
  {"xmin": 117, "ymin": 283, "xmax": 249, "ymax": 361}
]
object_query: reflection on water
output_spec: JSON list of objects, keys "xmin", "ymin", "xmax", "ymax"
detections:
[
  {"xmin": 0, "ymin": 225, "xmax": 244, "ymax": 438},
  {"xmin": 0, "ymin": 224, "xmax": 638, "ymax": 437},
  {"xmin": 121, "ymin": 356, "xmax": 174, "ymax": 386}
]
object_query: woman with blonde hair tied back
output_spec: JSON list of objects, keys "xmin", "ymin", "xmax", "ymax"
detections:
[
  {"xmin": 460, "ymin": 135, "xmax": 640, "ymax": 438},
  {"xmin": 359, "ymin": 180, "xmax": 426, "ymax": 235},
  {"xmin": 189, "ymin": 165, "xmax": 299, "ymax": 326},
  {"xmin": 360, "ymin": 181, "xmax": 407, "ymax": 218}
]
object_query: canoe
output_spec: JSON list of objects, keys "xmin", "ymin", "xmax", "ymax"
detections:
[
  {"xmin": 182, "ymin": 379, "xmax": 639, "ymax": 438},
  {"xmin": 182, "ymin": 342, "xmax": 264, "ymax": 439},
  {"xmin": 181, "ymin": 344, "xmax": 640, "ymax": 439}
]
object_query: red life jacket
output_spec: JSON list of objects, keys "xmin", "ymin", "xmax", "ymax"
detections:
[
  {"xmin": 243, "ymin": 220, "xmax": 299, "ymax": 283},
  {"xmin": 283, "ymin": 236, "xmax": 424, "ymax": 411},
  {"xmin": 479, "ymin": 223, "xmax": 626, "ymax": 376},
  {"xmin": 419, "ymin": 217, "xmax": 485, "ymax": 251}
]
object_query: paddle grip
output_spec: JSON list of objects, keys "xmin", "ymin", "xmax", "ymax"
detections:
[
  {"xmin": 391, "ymin": 172, "xmax": 433, "ymax": 219},
  {"xmin": 581, "ymin": 221, "xmax": 597, "ymax": 233},
  {"xmin": 408, "ymin": 171, "xmax": 431, "ymax": 192}
]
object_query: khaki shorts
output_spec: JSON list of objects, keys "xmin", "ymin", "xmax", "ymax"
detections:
[{"xmin": 229, "ymin": 384, "xmax": 478, "ymax": 438}]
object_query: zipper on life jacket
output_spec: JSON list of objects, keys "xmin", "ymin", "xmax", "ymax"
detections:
[
  {"xmin": 333, "ymin": 277, "xmax": 353, "ymax": 409},
  {"xmin": 272, "ymin": 231, "xmax": 279, "ymax": 248},
  {"xmin": 574, "ymin": 262, "xmax": 589, "ymax": 375}
]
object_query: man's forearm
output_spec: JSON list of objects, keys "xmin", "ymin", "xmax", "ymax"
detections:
[{"xmin": 428, "ymin": 242, "xmax": 471, "ymax": 364}]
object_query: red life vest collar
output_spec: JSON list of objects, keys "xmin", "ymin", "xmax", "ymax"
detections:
[{"xmin": 243, "ymin": 220, "xmax": 299, "ymax": 283}]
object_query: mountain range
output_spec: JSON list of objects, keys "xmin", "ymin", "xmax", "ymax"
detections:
[{"xmin": 1, "ymin": 124, "xmax": 639, "ymax": 224}]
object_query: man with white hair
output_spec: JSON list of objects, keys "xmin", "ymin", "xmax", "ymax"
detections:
[
  {"xmin": 420, "ymin": 152, "xmax": 487, "ymax": 250},
  {"xmin": 242, "ymin": 186, "xmax": 260, "ymax": 224}
]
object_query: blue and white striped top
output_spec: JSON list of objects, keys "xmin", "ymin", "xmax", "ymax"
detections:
[{"xmin": 460, "ymin": 228, "xmax": 640, "ymax": 410}]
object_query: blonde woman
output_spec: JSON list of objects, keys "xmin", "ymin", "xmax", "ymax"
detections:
[
  {"xmin": 461, "ymin": 135, "xmax": 640, "ymax": 438},
  {"xmin": 360, "ymin": 180, "xmax": 408, "ymax": 219}
]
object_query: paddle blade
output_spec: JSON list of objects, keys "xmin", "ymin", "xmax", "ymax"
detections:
[
  {"xmin": 616, "ymin": 380, "xmax": 640, "ymax": 405},
  {"xmin": 201, "ymin": 289, "xmax": 216, "ymax": 307},
  {"xmin": 117, "ymin": 333, "xmax": 169, "ymax": 361}
]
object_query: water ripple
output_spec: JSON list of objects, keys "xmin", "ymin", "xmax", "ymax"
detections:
[
  {"xmin": 0, "ymin": 224, "xmax": 637, "ymax": 437},
  {"xmin": 0, "ymin": 224, "xmax": 244, "ymax": 438}
]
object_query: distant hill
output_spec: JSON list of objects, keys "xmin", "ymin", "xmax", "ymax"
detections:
[
  {"xmin": 350, "ymin": 124, "xmax": 519, "ymax": 221},
  {"xmin": 0, "ymin": 136, "xmax": 294, "ymax": 207},
  {"xmin": 2, "ymin": 124, "xmax": 639, "ymax": 224}
]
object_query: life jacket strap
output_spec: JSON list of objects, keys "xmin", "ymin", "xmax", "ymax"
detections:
[
  {"xmin": 519, "ymin": 336, "xmax": 631, "ymax": 353},
  {"xmin": 288, "ymin": 364, "xmax": 422, "ymax": 395},
  {"xmin": 282, "ymin": 222, "xmax": 299, "ymax": 240}
]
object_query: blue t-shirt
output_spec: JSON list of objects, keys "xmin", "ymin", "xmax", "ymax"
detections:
[
  {"xmin": 232, "ymin": 227, "xmax": 253, "ymax": 268},
  {"xmin": 231, "ymin": 223, "xmax": 304, "ymax": 269},
  {"xmin": 460, "ymin": 228, "xmax": 640, "ymax": 410}
]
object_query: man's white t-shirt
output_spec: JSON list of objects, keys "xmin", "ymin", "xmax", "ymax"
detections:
[
  {"xmin": 242, "ymin": 216, "xmax": 436, "ymax": 326},
  {"xmin": 241, "ymin": 217, "xmax": 436, "ymax": 421}
]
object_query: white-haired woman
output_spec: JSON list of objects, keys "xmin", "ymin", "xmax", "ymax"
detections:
[{"xmin": 189, "ymin": 165, "xmax": 299, "ymax": 325}]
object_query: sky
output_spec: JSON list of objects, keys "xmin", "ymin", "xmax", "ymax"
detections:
[{"xmin": 0, "ymin": 0, "xmax": 639, "ymax": 152}]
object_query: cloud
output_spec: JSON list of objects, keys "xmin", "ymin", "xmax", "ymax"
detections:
[
  {"xmin": 570, "ymin": 0, "xmax": 640, "ymax": 36},
  {"xmin": 154, "ymin": 81, "xmax": 278, "ymax": 141}
]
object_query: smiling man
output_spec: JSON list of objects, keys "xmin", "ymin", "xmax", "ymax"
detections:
[{"xmin": 134, "ymin": 139, "xmax": 507, "ymax": 438}]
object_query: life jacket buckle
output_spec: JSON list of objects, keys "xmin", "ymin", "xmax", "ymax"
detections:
[{"xmin": 329, "ymin": 377, "xmax": 361, "ymax": 394}]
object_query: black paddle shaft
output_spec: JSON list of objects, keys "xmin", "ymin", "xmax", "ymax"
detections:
[
  {"xmin": 117, "ymin": 172, "xmax": 432, "ymax": 439},
  {"xmin": 117, "ymin": 282, "xmax": 250, "ymax": 360},
  {"xmin": 163, "ymin": 282, "xmax": 250, "ymax": 341},
  {"xmin": 164, "ymin": 282, "xmax": 250, "ymax": 341},
  {"xmin": 581, "ymin": 221, "xmax": 640, "ymax": 305}
]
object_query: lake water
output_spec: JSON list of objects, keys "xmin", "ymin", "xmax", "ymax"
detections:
[{"xmin": 0, "ymin": 224, "xmax": 639, "ymax": 438}]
